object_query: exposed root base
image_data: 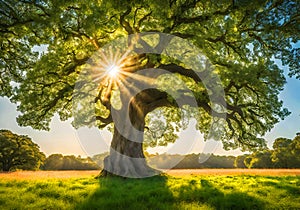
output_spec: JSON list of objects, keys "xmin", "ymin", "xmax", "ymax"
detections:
[{"xmin": 96, "ymin": 155, "xmax": 161, "ymax": 178}]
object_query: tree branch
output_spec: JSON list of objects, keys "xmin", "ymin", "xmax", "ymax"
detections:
[{"xmin": 120, "ymin": 8, "xmax": 134, "ymax": 34}]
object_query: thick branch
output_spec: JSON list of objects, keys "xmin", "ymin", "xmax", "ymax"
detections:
[
  {"xmin": 120, "ymin": 8, "xmax": 134, "ymax": 34},
  {"xmin": 158, "ymin": 64, "xmax": 206, "ymax": 82}
]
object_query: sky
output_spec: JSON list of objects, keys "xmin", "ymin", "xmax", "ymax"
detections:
[{"xmin": 1, "ymin": 60, "xmax": 299, "ymax": 157}]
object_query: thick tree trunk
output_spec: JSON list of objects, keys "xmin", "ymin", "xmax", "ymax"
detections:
[
  {"xmin": 100, "ymin": 128, "xmax": 159, "ymax": 178},
  {"xmin": 99, "ymin": 102, "xmax": 159, "ymax": 178}
]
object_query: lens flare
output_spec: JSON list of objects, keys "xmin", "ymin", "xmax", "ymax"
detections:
[{"xmin": 107, "ymin": 64, "xmax": 120, "ymax": 78}]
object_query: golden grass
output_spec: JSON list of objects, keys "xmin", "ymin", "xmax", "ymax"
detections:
[
  {"xmin": 165, "ymin": 169, "xmax": 300, "ymax": 176},
  {"xmin": 0, "ymin": 170, "xmax": 99, "ymax": 180},
  {"xmin": 0, "ymin": 169, "xmax": 299, "ymax": 180}
]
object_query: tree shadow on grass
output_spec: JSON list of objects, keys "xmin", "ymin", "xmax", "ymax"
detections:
[
  {"xmin": 260, "ymin": 176, "xmax": 300, "ymax": 197},
  {"xmin": 76, "ymin": 175, "xmax": 265, "ymax": 210},
  {"xmin": 76, "ymin": 175, "xmax": 174, "ymax": 210},
  {"xmin": 176, "ymin": 179, "xmax": 265, "ymax": 210}
]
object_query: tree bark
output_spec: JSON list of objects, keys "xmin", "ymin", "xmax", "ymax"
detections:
[
  {"xmin": 99, "ymin": 98, "xmax": 160, "ymax": 178},
  {"xmin": 99, "ymin": 127, "xmax": 159, "ymax": 178}
]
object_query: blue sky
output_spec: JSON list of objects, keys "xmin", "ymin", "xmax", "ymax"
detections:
[{"xmin": 0, "ymin": 62, "xmax": 299, "ymax": 157}]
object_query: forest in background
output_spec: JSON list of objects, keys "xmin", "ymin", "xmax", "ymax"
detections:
[
  {"xmin": 1, "ymin": 129, "xmax": 300, "ymax": 171},
  {"xmin": 42, "ymin": 133, "xmax": 300, "ymax": 170}
]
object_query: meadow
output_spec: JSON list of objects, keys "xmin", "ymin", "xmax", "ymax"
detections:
[{"xmin": 0, "ymin": 170, "xmax": 299, "ymax": 210}]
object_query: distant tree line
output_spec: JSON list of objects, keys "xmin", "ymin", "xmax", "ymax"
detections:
[
  {"xmin": 146, "ymin": 153, "xmax": 236, "ymax": 169},
  {"xmin": 0, "ymin": 130, "xmax": 99, "ymax": 171},
  {"xmin": 235, "ymin": 135, "xmax": 300, "ymax": 169},
  {"xmin": 42, "ymin": 154, "xmax": 99, "ymax": 170},
  {"xmin": 145, "ymin": 135, "xmax": 300, "ymax": 169},
  {"xmin": 92, "ymin": 134, "xmax": 300, "ymax": 169},
  {"xmin": 1, "ymin": 130, "xmax": 300, "ymax": 171}
]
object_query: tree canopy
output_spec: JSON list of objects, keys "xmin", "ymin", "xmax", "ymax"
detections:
[
  {"xmin": 0, "ymin": 130, "xmax": 45, "ymax": 171},
  {"xmin": 271, "ymin": 136, "xmax": 300, "ymax": 168},
  {"xmin": 0, "ymin": 0, "xmax": 299, "ymax": 177},
  {"xmin": 244, "ymin": 149, "xmax": 273, "ymax": 168}
]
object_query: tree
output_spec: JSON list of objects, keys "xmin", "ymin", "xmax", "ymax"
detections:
[
  {"xmin": 271, "ymin": 137, "xmax": 292, "ymax": 168},
  {"xmin": 42, "ymin": 154, "xmax": 64, "ymax": 170},
  {"xmin": 289, "ymin": 135, "xmax": 300, "ymax": 167},
  {"xmin": 0, "ymin": 130, "xmax": 45, "ymax": 171},
  {"xmin": 234, "ymin": 154, "xmax": 248, "ymax": 168},
  {"xmin": 244, "ymin": 150, "xmax": 273, "ymax": 168},
  {"xmin": 0, "ymin": 0, "xmax": 298, "ymax": 177},
  {"xmin": 272, "ymin": 136, "xmax": 300, "ymax": 168}
]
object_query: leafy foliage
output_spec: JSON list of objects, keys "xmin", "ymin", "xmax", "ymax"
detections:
[
  {"xmin": 0, "ymin": 0, "xmax": 298, "ymax": 151},
  {"xmin": 235, "ymin": 134, "xmax": 300, "ymax": 168},
  {"xmin": 271, "ymin": 136, "xmax": 300, "ymax": 168},
  {"xmin": 233, "ymin": 154, "xmax": 248, "ymax": 168},
  {"xmin": 244, "ymin": 150, "xmax": 273, "ymax": 168},
  {"xmin": 0, "ymin": 130, "xmax": 45, "ymax": 171}
]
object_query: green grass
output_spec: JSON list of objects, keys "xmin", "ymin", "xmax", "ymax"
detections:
[{"xmin": 0, "ymin": 175, "xmax": 299, "ymax": 209}]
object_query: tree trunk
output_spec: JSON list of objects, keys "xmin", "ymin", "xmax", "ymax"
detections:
[
  {"xmin": 99, "ymin": 102, "xmax": 159, "ymax": 178},
  {"xmin": 2, "ymin": 160, "xmax": 11, "ymax": 172}
]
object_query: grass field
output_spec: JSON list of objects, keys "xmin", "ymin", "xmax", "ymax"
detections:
[{"xmin": 0, "ymin": 170, "xmax": 299, "ymax": 209}]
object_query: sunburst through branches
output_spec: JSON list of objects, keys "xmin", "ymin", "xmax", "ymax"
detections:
[
  {"xmin": 90, "ymin": 46, "xmax": 156, "ymax": 101},
  {"xmin": 91, "ymin": 47, "xmax": 133, "ymax": 84},
  {"xmin": 106, "ymin": 64, "xmax": 120, "ymax": 78}
]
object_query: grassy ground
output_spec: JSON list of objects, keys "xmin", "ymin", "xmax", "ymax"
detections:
[{"xmin": 0, "ymin": 171, "xmax": 299, "ymax": 209}]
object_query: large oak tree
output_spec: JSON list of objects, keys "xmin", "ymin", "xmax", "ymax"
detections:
[{"xmin": 0, "ymin": 0, "xmax": 299, "ymax": 177}]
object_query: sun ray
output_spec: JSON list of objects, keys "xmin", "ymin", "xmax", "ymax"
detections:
[
  {"xmin": 105, "ymin": 79, "xmax": 114, "ymax": 97},
  {"xmin": 89, "ymin": 45, "xmax": 161, "ymax": 115},
  {"xmin": 117, "ymin": 76, "xmax": 142, "ymax": 97},
  {"xmin": 115, "ymin": 78, "xmax": 145, "ymax": 118},
  {"xmin": 91, "ymin": 49, "xmax": 142, "ymax": 84}
]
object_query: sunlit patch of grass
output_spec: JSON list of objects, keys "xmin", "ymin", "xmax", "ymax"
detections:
[
  {"xmin": 176, "ymin": 202, "xmax": 215, "ymax": 210},
  {"xmin": 0, "ymin": 178, "xmax": 98, "ymax": 210},
  {"xmin": 0, "ymin": 174, "xmax": 300, "ymax": 209}
]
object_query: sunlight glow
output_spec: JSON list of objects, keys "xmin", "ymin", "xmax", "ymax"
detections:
[
  {"xmin": 107, "ymin": 64, "xmax": 120, "ymax": 78},
  {"xmin": 90, "ymin": 48, "xmax": 133, "ymax": 84},
  {"xmin": 89, "ymin": 46, "xmax": 155, "ymax": 105}
]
